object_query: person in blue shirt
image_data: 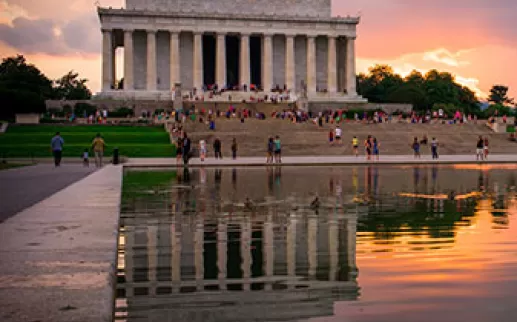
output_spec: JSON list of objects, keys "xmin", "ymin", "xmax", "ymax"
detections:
[{"xmin": 50, "ymin": 132, "xmax": 64, "ymax": 166}]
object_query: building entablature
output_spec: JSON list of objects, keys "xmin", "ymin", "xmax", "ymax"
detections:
[{"xmin": 98, "ymin": 7, "xmax": 358, "ymax": 38}]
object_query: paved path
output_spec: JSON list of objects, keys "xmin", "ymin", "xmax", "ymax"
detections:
[
  {"xmin": 0, "ymin": 165, "xmax": 122, "ymax": 322},
  {"xmin": 126, "ymin": 154, "xmax": 517, "ymax": 167},
  {"xmin": 0, "ymin": 164, "xmax": 96, "ymax": 222}
]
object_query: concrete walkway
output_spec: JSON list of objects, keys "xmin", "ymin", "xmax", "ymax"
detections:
[
  {"xmin": 126, "ymin": 154, "xmax": 517, "ymax": 167},
  {"xmin": 0, "ymin": 164, "xmax": 96, "ymax": 222},
  {"xmin": 0, "ymin": 165, "xmax": 122, "ymax": 322}
]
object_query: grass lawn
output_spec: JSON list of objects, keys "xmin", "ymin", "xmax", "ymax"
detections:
[{"xmin": 0, "ymin": 124, "xmax": 175, "ymax": 158}]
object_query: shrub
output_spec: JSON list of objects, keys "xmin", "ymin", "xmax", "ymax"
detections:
[{"xmin": 109, "ymin": 107, "xmax": 134, "ymax": 118}]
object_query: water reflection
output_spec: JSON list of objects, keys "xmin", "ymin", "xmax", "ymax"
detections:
[{"xmin": 117, "ymin": 166, "xmax": 517, "ymax": 322}]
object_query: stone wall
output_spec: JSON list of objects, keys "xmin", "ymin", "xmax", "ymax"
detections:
[
  {"xmin": 125, "ymin": 0, "xmax": 332, "ymax": 17},
  {"xmin": 309, "ymin": 102, "xmax": 413, "ymax": 114},
  {"xmin": 15, "ymin": 114, "xmax": 40, "ymax": 124}
]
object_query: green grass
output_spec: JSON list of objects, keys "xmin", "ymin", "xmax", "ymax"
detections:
[
  {"xmin": 0, "ymin": 125, "xmax": 175, "ymax": 158},
  {"xmin": 121, "ymin": 170, "xmax": 178, "ymax": 209}
]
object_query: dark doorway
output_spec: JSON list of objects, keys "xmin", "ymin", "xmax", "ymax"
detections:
[
  {"xmin": 226, "ymin": 35, "xmax": 239, "ymax": 88},
  {"xmin": 250, "ymin": 35, "xmax": 262, "ymax": 88},
  {"xmin": 203, "ymin": 34, "xmax": 215, "ymax": 87}
]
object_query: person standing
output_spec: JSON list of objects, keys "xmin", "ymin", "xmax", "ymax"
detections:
[
  {"xmin": 335, "ymin": 126, "xmax": 342, "ymax": 145},
  {"xmin": 274, "ymin": 135, "xmax": 282, "ymax": 163},
  {"xmin": 176, "ymin": 136, "xmax": 183, "ymax": 166},
  {"xmin": 372, "ymin": 137, "xmax": 380, "ymax": 161},
  {"xmin": 476, "ymin": 136, "xmax": 484, "ymax": 161},
  {"xmin": 483, "ymin": 137, "xmax": 489, "ymax": 160},
  {"xmin": 266, "ymin": 137, "xmax": 274, "ymax": 164},
  {"xmin": 352, "ymin": 136, "xmax": 359, "ymax": 157},
  {"xmin": 182, "ymin": 132, "xmax": 192, "ymax": 165},
  {"xmin": 431, "ymin": 137, "xmax": 439, "ymax": 159},
  {"xmin": 328, "ymin": 129, "xmax": 334, "ymax": 145},
  {"xmin": 50, "ymin": 132, "xmax": 64, "ymax": 167},
  {"xmin": 213, "ymin": 138, "xmax": 222, "ymax": 159},
  {"xmin": 412, "ymin": 137, "xmax": 421, "ymax": 159},
  {"xmin": 91, "ymin": 133, "xmax": 106, "ymax": 168},
  {"xmin": 199, "ymin": 139, "xmax": 206, "ymax": 161},
  {"xmin": 365, "ymin": 135, "xmax": 372, "ymax": 161},
  {"xmin": 231, "ymin": 138, "xmax": 238, "ymax": 160}
]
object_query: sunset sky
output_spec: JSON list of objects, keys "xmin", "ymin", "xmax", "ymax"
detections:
[{"xmin": 0, "ymin": 0, "xmax": 515, "ymax": 99}]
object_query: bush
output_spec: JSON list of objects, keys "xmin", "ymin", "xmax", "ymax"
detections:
[{"xmin": 109, "ymin": 107, "xmax": 134, "ymax": 118}]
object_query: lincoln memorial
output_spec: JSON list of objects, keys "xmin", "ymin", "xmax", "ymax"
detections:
[{"xmin": 97, "ymin": 0, "xmax": 366, "ymax": 105}]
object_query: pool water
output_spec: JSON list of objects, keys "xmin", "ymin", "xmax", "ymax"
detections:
[{"xmin": 115, "ymin": 165, "xmax": 517, "ymax": 322}]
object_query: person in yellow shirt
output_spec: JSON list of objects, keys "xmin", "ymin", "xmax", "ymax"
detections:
[
  {"xmin": 352, "ymin": 136, "xmax": 359, "ymax": 157},
  {"xmin": 91, "ymin": 133, "xmax": 106, "ymax": 168}
]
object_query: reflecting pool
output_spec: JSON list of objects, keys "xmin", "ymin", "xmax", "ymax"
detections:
[{"xmin": 115, "ymin": 165, "xmax": 517, "ymax": 322}]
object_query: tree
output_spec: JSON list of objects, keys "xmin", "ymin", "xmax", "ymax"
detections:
[
  {"xmin": 0, "ymin": 55, "xmax": 54, "ymax": 119},
  {"xmin": 53, "ymin": 70, "xmax": 92, "ymax": 100},
  {"xmin": 488, "ymin": 85, "xmax": 513, "ymax": 105}
]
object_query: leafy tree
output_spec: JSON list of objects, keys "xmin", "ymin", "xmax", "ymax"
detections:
[
  {"xmin": 0, "ymin": 55, "xmax": 54, "ymax": 119},
  {"xmin": 53, "ymin": 70, "xmax": 92, "ymax": 100},
  {"xmin": 488, "ymin": 85, "xmax": 513, "ymax": 105}
]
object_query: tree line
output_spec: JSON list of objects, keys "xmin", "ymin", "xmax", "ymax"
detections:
[
  {"xmin": 357, "ymin": 64, "xmax": 515, "ymax": 116},
  {"xmin": 0, "ymin": 55, "xmax": 514, "ymax": 120},
  {"xmin": 0, "ymin": 55, "xmax": 91, "ymax": 120}
]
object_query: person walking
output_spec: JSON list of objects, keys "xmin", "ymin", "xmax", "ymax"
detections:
[
  {"xmin": 274, "ymin": 135, "xmax": 282, "ymax": 163},
  {"xmin": 372, "ymin": 137, "xmax": 380, "ymax": 161},
  {"xmin": 91, "ymin": 133, "xmax": 106, "ymax": 168},
  {"xmin": 50, "ymin": 132, "xmax": 64, "ymax": 167},
  {"xmin": 176, "ymin": 136, "xmax": 183, "ymax": 166},
  {"xmin": 335, "ymin": 126, "xmax": 342, "ymax": 145},
  {"xmin": 364, "ymin": 135, "xmax": 372, "ymax": 161},
  {"xmin": 476, "ymin": 136, "xmax": 484, "ymax": 161},
  {"xmin": 214, "ymin": 138, "xmax": 222, "ymax": 159},
  {"xmin": 412, "ymin": 137, "xmax": 421, "ymax": 159},
  {"xmin": 352, "ymin": 136, "xmax": 359, "ymax": 157},
  {"xmin": 231, "ymin": 138, "xmax": 238, "ymax": 160},
  {"xmin": 266, "ymin": 137, "xmax": 274, "ymax": 164},
  {"xmin": 431, "ymin": 137, "xmax": 439, "ymax": 159}
]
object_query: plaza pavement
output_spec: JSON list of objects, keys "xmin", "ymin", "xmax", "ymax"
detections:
[
  {"xmin": 125, "ymin": 154, "xmax": 517, "ymax": 167},
  {"xmin": 0, "ymin": 165, "xmax": 122, "ymax": 322},
  {"xmin": 0, "ymin": 164, "xmax": 96, "ymax": 222}
]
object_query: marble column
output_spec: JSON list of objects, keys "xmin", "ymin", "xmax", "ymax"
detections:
[
  {"xmin": 101, "ymin": 29, "xmax": 113, "ymax": 91},
  {"xmin": 264, "ymin": 198, "xmax": 274, "ymax": 290},
  {"xmin": 327, "ymin": 35, "xmax": 337, "ymax": 93},
  {"xmin": 170, "ymin": 215, "xmax": 181, "ymax": 286},
  {"xmin": 285, "ymin": 34, "xmax": 295, "ymax": 91},
  {"xmin": 346, "ymin": 37, "xmax": 357, "ymax": 96},
  {"xmin": 169, "ymin": 31, "xmax": 180, "ymax": 89},
  {"xmin": 262, "ymin": 33, "xmax": 273, "ymax": 91},
  {"xmin": 123, "ymin": 29, "xmax": 134, "ymax": 91},
  {"xmin": 216, "ymin": 32, "xmax": 227, "ymax": 88},
  {"xmin": 124, "ymin": 228, "xmax": 134, "ymax": 297},
  {"xmin": 239, "ymin": 33, "xmax": 250, "ymax": 88},
  {"xmin": 328, "ymin": 216, "xmax": 338, "ymax": 281},
  {"xmin": 146, "ymin": 30, "xmax": 157, "ymax": 91},
  {"xmin": 306, "ymin": 35, "xmax": 316, "ymax": 93},
  {"xmin": 347, "ymin": 213, "xmax": 358, "ymax": 278},
  {"xmin": 193, "ymin": 32, "xmax": 204, "ymax": 90}
]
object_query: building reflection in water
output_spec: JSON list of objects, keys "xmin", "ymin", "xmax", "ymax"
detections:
[{"xmin": 117, "ymin": 166, "xmax": 516, "ymax": 321}]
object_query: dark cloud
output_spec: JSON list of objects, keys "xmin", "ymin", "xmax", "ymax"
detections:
[
  {"xmin": 61, "ymin": 14, "xmax": 101, "ymax": 54},
  {"xmin": 0, "ymin": 14, "xmax": 100, "ymax": 56},
  {"xmin": 0, "ymin": 17, "xmax": 67, "ymax": 55}
]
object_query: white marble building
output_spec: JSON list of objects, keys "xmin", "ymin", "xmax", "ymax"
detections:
[{"xmin": 98, "ymin": 0, "xmax": 365, "ymax": 103}]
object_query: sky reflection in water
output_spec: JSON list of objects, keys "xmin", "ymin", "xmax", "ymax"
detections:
[{"xmin": 116, "ymin": 166, "xmax": 517, "ymax": 322}]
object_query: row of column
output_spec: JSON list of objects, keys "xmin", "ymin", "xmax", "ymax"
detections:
[{"xmin": 102, "ymin": 29, "xmax": 357, "ymax": 95}]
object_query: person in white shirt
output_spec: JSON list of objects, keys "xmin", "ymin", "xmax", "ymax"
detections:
[
  {"xmin": 199, "ymin": 139, "xmax": 206, "ymax": 161},
  {"xmin": 335, "ymin": 126, "xmax": 342, "ymax": 144}
]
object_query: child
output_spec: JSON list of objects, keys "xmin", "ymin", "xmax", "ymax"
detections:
[
  {"xmin": 412, "ymin": 137, "xmax": 421, "ymax": 158},
  {"xmin": 329, "ymin": 129, "xmax": 334, "ymax": 145},
  {"xmin": 199, "ymin": 139, "xmax": 206, "ymax": 161},
  {"xmin": 82, "ymin": 149, "xmax": 89, "ymax": 167}
]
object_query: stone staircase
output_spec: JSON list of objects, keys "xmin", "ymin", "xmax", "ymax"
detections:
[{"xmin": 183, "ymin": 119, "xmax": 517, "ymax": 157}]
